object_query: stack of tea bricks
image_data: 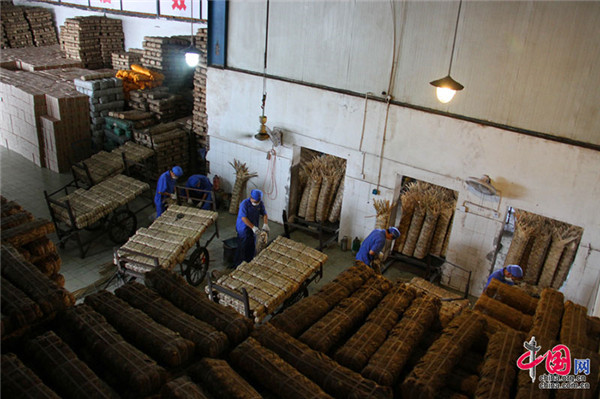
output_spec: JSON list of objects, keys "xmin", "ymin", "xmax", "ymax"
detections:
[
  {"xmin": 111, "ymin": 49, "xmax": 144, "ymax": 70},
  {"xmin": 0, "ymin": 4, "xmax": 33, "ymax": 48},
  {"xmin": 133, "ymin": 122, "xmax": 189, "ymax": 179},
  {"xmin": 190, "ymin": 28, "xmax": 209, "ymax": 152},
  {"xmin": 141, "ymin": 36, "xmax": 194, "ymax": 90},
  {"xmin": 24, "ymin": 7, "xmax": 58, "ymax": 47},
  {"xmin": 60, "ymin": 16, "xmax": 124, "ymax": 69}
]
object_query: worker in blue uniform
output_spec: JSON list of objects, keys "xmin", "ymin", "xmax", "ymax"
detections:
[
  {"xmin": 154, "ymin": 165, "xmax": 183, "ymax": 218},
  {"xmin": 233, "ymin": 189, "xmax": 269, "ymax": 268},
  {"xmin": 183, "ymin": 174, "xmax": 213, "ymax": 210},
  {"xmin": 484, "ymin": 264, "xmax": 523, "ymax": 290},
  {"xmin": 356, "ymin": 227, "xmax": 401, "ymax": 273}
]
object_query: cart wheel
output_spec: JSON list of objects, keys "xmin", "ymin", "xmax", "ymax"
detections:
[
  {"xmin": 186, "ymin": 247, "xmax": 209, "ymax": 286},
  {"xmin": 108, "ymin": 209, "xmax": 137, "ymax": 244}
]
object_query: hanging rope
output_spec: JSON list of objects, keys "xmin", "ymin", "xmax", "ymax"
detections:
[{"xmin": 263, "ymin": 148, "xmax": 278, "ymax": 200}]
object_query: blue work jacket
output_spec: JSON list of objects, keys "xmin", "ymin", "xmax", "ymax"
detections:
[
  {"xmin": 356, "ymin": 229, "xmax": 387, "ymax": 266},
  {"xmin": 236, "ymin": 198, "xmax": 267, "ymax": 237}
]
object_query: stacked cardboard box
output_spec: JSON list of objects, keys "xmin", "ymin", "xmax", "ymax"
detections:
[
  {"xmin": 1, "ymin": 4, "xmax": 34, "ymax": 48},
  {"xmin": 133, "ymin": 121, "xmax": 189, "ymax": 178},
  {"xmin": 60, "ymin": 16, "xmax": 124, "ymax": 69},
  {"xmin": 111, "ymin": 49, "xmax": 143, "ymax": 70},
  {"xmin": 191, "ymin": 28, "xmax": 208, "ymax": 151},
  {"xmin": 23, "ymin": 7, "xmax": 58, "ymax": 47},
  {"xmin": 0, "ymin": 68, "xmax": 91, "ymax": 173},
  {"xmin": 141, "ymin": 36, "xmax": 194, "ymax": 90}
]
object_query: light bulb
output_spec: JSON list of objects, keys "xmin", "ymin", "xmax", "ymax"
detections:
[
  {"xmin": 185, "ymin": 52, "xmax": 200, "ymax": 67},
  {"xmin": 436, "ymin": 87, "xmax": 456, "ymax": 103}
]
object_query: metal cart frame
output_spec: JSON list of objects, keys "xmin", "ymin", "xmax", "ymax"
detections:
[{"xmin": 282, "ymin": 210, "xmax": 340, "ymax": 251}]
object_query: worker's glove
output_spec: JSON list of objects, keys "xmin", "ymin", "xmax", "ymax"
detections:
[
  {"xmin": 378, "ymin": 251, "xmax": 384, "ymax": 260},
  {"xmin": 170, "ymin": 193, "xmax": 177, "ymax": 200},
  {"xmin": 262, "ymin": 224, "xmax": 270, "ymax": 233},
  {"xmin": 187, "ymin": 197, "xmax": 193, "ymax": 204},
  {"xmin": 252, "ymin": 226, "xmax": 260, "ymax": 235}
]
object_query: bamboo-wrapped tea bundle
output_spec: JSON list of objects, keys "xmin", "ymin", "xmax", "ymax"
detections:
[
  {"xmin": 362, "ymin": 295, "xmax": 441, "ymax": 386},
  {"xmin": 270, "ymin": 265, "xmax": 374, "ymax": 336},
  {"xmin": 475, "ymin": 329, "xmax": 524, "ymax": 399},
  {"xmin": 328, "ymin": 177, "xmax": 345, "ymax": 223},
  {"xmin": 61, "ymin": 305, "xmax": 166, "ymax": 396},
  {"xmin": 401, "ymin": 310, "xmax": 487, "ymax": 399},
  {"xmin": 316, "ymin": 158, "xmax": 343, "ymax": 222},
  {"xmin": 26, "ymin": 331, "xmax": 119, "ymax": 399},
  {"xmin": 0, "ymin": 210, "xmax": 33, "ymax": 230},
  {"xmin": 1, "ymin": 245, "xmax": 74, "ymax": 316},
  {"xmin": 530, "ymin": 288, "xmax": 564, "ymax": 342},
  {"xmin": 160, "ymin": 376, "xmax": 210, "ymax": 399},
  {"xmin": 1, "ymin": 276, "xmax": 44, "ymax": 332},
  {"xmin": 1, "ymin": 218, "xmax": 55, "ymax": 247},
  {"xmin": 503, "ymin": 210, "xmax": 536, "ymax": 267},
  {"xmin": 560, "ymin": 301, "xmax": 596, "ymax": 351},
  {"xmin": 85, "ymin": 290, "xmax": 195, "ymax": 367},
  {"xmin": 394, "ymin": 191, "xmax": 416, "ymax": 252},
  {"xmin": 524, "ymin": 221, "xmax": 552, "ymax": 284},
  {"xmin": 402, "ymin": 203, "xmax": 425, "ymax": 257},
  {"xmin": 228, "ymin": 160, "xmax": 258, "ymax": 214},
  {"xmin": 407, "ymin": 277, "xmax": 469, "ymax": 328},
  {"xmin": 1, "ymin": 198, "xmax": 24, "ymax": 217},
  {"xmin": 334, "ymin": 283, "xmax": 416, "ymax": 371},
  {"xmin": 474, "ymin": 294, "xmax": 532, "ymax": 332},
  {"xmin": 145, "ymin": 268, "xmax": 253, "ymax": 345},
  {"xmin": 305, "ymin": 168, "xmax": 323, "ymax": 222},
  {"xmin": 554, "ymin": 345, "xmax": 599, "ymax": 399},
  {"xmin": 484, "ymin": 278, "xmax": 538, "ymax": 315},
  {"xmin": 373, "ymin": 198, "xmax": 393, "ymax": 230},
  {"xmin": 299, "ymin": 276, "xmax": 392, "ymax": 353},
  {"xmin": 429, "ymin": 206, "xmax": 453, "ymax": 256},
  {"xmin": 414, "ymin": 197, "xmax": 441, "ymax": 259},
  {"xmin": 551, "ymin": 227, "xmax": 582, "ymax": 289},
  {"xmin": 537, "ymin": 223, "xmax": 578, "ymax": 288},
  {"xmin": 1, "ymin": 353, "xmax": 60, "ymax": 398},
  {"xmin": 252, "ymin": 323, "xmax": 393, "ymax": 399},
  {"xmin": 230, "ymin": 337, "xmax": 333, "ymax": 399},
  {"xmin": 115, "ymin": 282, "xmax": 229, "ymax": 357},
  {"xmin": 189, "ymin": 357, "xmax": 262, "ymax": 399}
]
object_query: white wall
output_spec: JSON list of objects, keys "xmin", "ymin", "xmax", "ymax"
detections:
[
  {"xmin": 15, "ymin": 0, "xmax": 206, "ymax": 50},
  {"xmin": 227, "ymin": 0, "xmax": 600, "ymax": 146},
  {"xmin": 207, "ymin": 68, "xmax": 600, "ymax": 314}
]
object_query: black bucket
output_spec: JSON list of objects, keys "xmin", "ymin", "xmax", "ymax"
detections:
[{"xmin": 223, "ymin": 237, "xmax": 238, "ymax": 267}]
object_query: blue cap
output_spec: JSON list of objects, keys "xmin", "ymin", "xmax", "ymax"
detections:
[
  {"xmin": 172, "ymin": 166, "xmax": 183, "ymax": 177},
  {"xmin": 251, "ymin": 189, "xmax": 262, "ymax": 201},
  {"xmin": 388, "ymin": 227, "xmax": 400, "ymax": 239},
  {"xmin": 506, "ymin": 264, "xmax": 523, "ymax": 278}
]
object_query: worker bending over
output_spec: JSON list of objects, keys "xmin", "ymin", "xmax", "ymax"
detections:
[
  {"xmin": 356, "ymin": 227, "xmax": 400, "ymax": 273},
  {"xmin": 183, "ymin": 174, "xmax": 213, "ymax": 210},
  {"xmin": 485, "ymin": 264, "xmax": 523, "ymax": 290},
  {"xmin": 154, "ymin": 166, "xmax": 183, "ymax": 218},
  {"xmin": 233, "ymin": 189, "xmax": 269, "ymax": 268}
]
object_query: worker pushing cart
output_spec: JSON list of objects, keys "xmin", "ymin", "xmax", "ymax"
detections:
[
  {"xmin": 233, "ymin": 189, "xmax": 269, "ymax": 268},
  {"xmin": 154, "ymin": 166, "xmax": 183, "ymax": 218}
]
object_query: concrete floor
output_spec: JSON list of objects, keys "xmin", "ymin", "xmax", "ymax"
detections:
[{"xmin": 1, "ymin": 145, "xmax": 430, "ymax": 302}]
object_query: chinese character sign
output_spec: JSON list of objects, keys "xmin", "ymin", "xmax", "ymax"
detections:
[
  {"xmin": 159, "ymin": 0, "xmax": 201, "ymax": 18},
  {"xmin": 90, "ymin": 0, "xmax": 121, "ymax": 10}
]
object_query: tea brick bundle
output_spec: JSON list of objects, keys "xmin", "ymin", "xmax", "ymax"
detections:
[
  {"xmin": 474, "ymin": 294, "xmax": 532, "ymax": 332},
  {"xmin": 26, "ymin": 330, "xmax": 119, "ymax": 399},
  {"xmin": 189, "ymin": 357, "xmax": 262, "ymax": 399},
  {"xmin": 408, "ymin": 276, "xmax": 470, "ymax": 328},
  {"xmin": 24, "ymin": 7, "xmax": 58, "ymax": 47},
  {"xmin": 142, "ymin": 36, "xmax": 195, "ymax": 89},
  {"xmin": 115, "ymin": 282, "xmax": 229, "ymax": 357},
  {"xmin": 112, "ymin": 49, "xmax": 144, "ymax": 70},
  {"xmin": 1, "ymin": 353, "xmax": 60, "ymax": 398},
  {"xmin": 0, "ymin": 5, "xmax": 33, "ymax": 48},
  {"xmin": 160, "ymin": 376, "xmax": 209, "ymax": 399},
  {"xmin": 85, "ymin": 290, "xmax": 195, "ymax": 367},
  {"xmin": 484, "ymin": 278, "xmax": 538, "ymax": 315},
  {"xmin": 230, "ymin": 337, "xmax": 333, "ymax": 399}
]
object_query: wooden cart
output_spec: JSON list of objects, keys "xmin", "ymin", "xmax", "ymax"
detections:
[
  {"xmin": 206, "ymin": 236, "xmax": 327, "ymax": 323},
  {"xmin": 44, "ymin": 174, "xmax": 151, "ymax": 258},
  {"xmin": 113, "ymin": 191, "xmax": 218, "ymax": 287}
]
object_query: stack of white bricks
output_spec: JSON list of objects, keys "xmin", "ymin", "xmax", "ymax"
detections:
[
  {"xmin": 74, "ymin": 76, "xmax": 125, "ymax": 149},
  {"xmin": 60, "ymin": 16, "xmax": 124, "ymax": 69},
  {"xmin": 0, "ymin": 68, "xmax": 91, "ymax": 173}
]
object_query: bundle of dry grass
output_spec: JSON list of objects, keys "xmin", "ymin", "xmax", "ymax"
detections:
[
  {"xmin": 504, "ymin": 210, "xmax": 537, "ymax": 267},
  {"xmin": 115, "ymin": 282, "xmax": 229, "ymax": 357},
  {"xmin": 474, "ymin": 295, "xmax": 532, "ymax": 332},
  {"xmin": 270, "ymin": 265, "xmax": 374, "ymax": 336},
  {"xmin": 334, "ymin": 283, "xmax": 415, "ymax": 371},
  {"xmin": 84, "ymin": 290, "xmax": 195, "ymax": 367},
  {"xmin": 524, "ymin": 220, "xmax": 552, "ymax": 284},
  {"xmin": 474, "ymin": 329, "xmax": 525, "ymax": 399},
  {"xmin": 299, "ymin": 276, "xmax": 392, "ymax": 353},
  {"xmin": 328, "ymin": 177, "xmax": 345, "ymax": 223},
  {"xmin": 550, "ymin": 226, "xmax": 582, "ymax": 289},
  {"xmin": 401, "ymin": 310, "xmax": 487, "ymax": 399},
  {"xmin": 362, "ymin": 295, "xmax": 441, "ymax": 386},
  {"xmin": 228, "ymin": 159, "xmax": 258, "ymax": 214},
  {"xmin": 26, "ymin": 330, "xmax": 119, "ymax": 399},
  {"xmin": 484, "ymin": 278, "xmax": 538, "ymax": 315},
  {"xmin": 414, "ymin": 197, "xmax": 442, "ymax": 259},
  {"xmin": 394, "ymin": 191, "xmax": 417, "ymax": 252},
  {"xmin": 145, "ymin": 268, "xmax": 253, "ymax": 345},
  {"xmin": 160, "ymin": 376, "xmax": 209, "ymax": 399},
  {"xmin": 230, "ymin": 337, "xmax": 332, "ymax": 399},
  {"xmin": 189, "ymin": 357, "xmax": 262, "ymax": 399},
  {"xmin": 537, "ymin": 223, "xmax": 581, "ymax": 287},
  {"xmin": 430, "ymin": 206, "xmax": 454, "ymax": 257},
  {"xmin": 316, "ymin": 157, "xmax": 345, "ymax": 222},
  {"xmin": 61, "ymin": 304, "xmax": 166, "ymax": 396},
  {"xmin": 407, "ymin": 277, "xmax": 470, "ymax": 328},
  {"xmin": 402, "ymin": 203, "xmax": 426, "ymax": 257},
  {"xmin": 253, "ymin": 323, "xmax": 393, "ymax": 399},
  {"xmin": 560, "ymin": 301, "xmax": 595, "ymax": 351},
  {"xmin": 1, "ymin": 245, "xmax": 74, "ymax": 316},
  {"xmin": 373, "ymin": 198, "xmax": 393, "ymax": 230},
  {"xmin": 1, "ymin": 353, "xmax": 60, "ymax": 398}
]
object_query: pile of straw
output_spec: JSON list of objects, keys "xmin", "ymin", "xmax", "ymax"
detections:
[
  {"xmin": 228, "ymin": 159, "xmax": 258, "ymax": 214},
  {"xmin": 373, "ymin": 199, "xmax": 393, "ymax": 230},
  {"xmin": 396, "ymin": 181, "xmax": 456, "ymax": 259},
  {"xmin": 297, "ymin": 155, "xmax": 346, "ymax": 223}
]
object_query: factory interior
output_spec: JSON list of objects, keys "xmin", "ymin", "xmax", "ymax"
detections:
[{"xmin": 1, "ymin": 0, "xmax": 599, "ymax": 398}]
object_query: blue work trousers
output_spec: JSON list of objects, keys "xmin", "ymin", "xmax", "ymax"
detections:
[{"xmin": 233, "ymin": 231, "xmax": 255, "ymax": 268}]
